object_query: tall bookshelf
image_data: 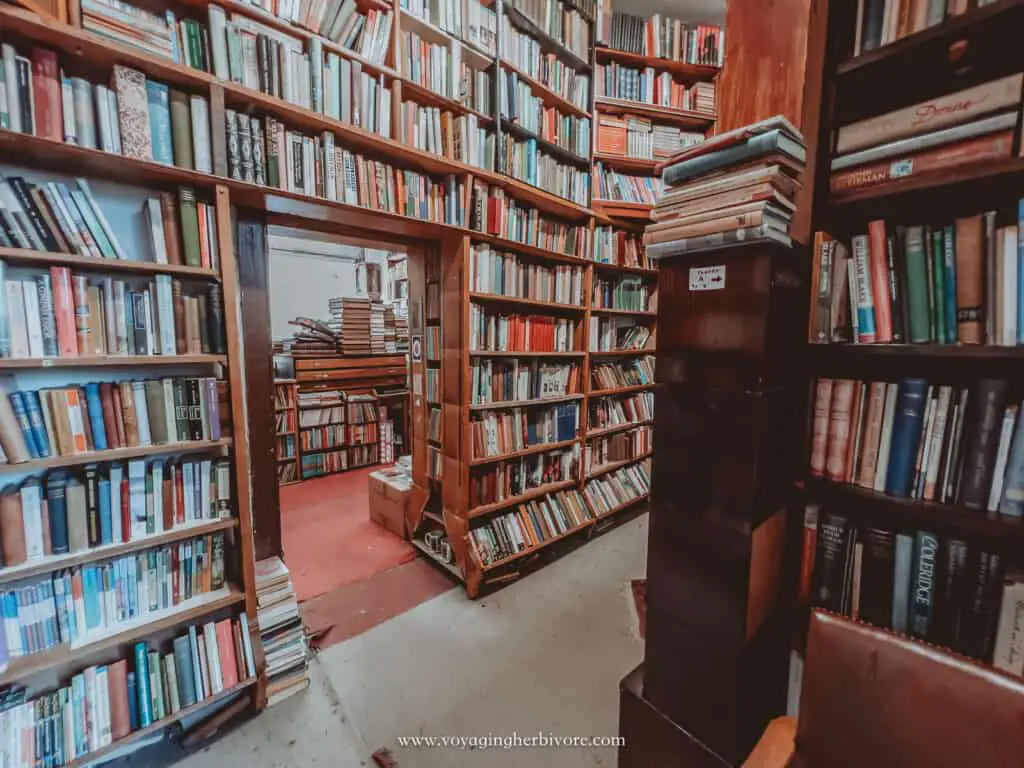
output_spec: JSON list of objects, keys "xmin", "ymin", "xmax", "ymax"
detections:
[{"xmin": 274, "ymin": 378, "xmax": 299, "ymax": 484}]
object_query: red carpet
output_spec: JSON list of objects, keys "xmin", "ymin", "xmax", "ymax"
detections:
[{"xmin": 281, "ymin": 468, "xmax": 417, "ymax": 602}]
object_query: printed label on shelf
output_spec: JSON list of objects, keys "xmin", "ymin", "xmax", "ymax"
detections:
[
  {"xmin": 411, "ymin": 335, "xmax": 423, "ymax": 363},
  {"xmin": 689, "ymin": 265, "xmax": 725, "ymax": 291}
]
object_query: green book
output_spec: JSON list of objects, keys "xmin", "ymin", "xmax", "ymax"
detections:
[
  {"xmin": 904, "ymin": 226, "xmax": 931, "ymax": 343},
  {"xmin": 931, "ymin": 228, "xmax": 946, "ymax": 344},
  {"xmin": 227, "ymin": 27, "xmax": 244, "ymax": 84},
  {"xmin": 168, "ymin": 89, "xmax": 193, "ymax": 170},
  {"xmin": 178, "ymin": 187, "xmax": 202, "ymax": 266},
  {"xmin": 266, "ymin": 118, "xmax": 279, "ymax": 189},
  {"xmin": 923, "ymin": 225, "xmax": 937, "ymax": 342},
  {"xmin": 186, "ymin": 20, "xmax": 202, "ymax": 70}
]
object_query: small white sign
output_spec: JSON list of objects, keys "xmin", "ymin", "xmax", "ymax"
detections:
[{"xmin": 689, "ymin": 265, "xmax": 726, "ymax": 291}]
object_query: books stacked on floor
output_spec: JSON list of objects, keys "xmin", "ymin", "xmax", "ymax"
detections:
[
  {"xmin": 589, "ymin": 390, "xmax": 654, "ymax": 430},
  {"xmin": 810, "ymin": 377, "xmax": 1024, "ymax": 513},
  {"xmin": 646, "ymin": 116, "xmax": 806, "ymax": 258},
  {"xmin": 0, "ymin": 613, "xmax": 254, "ymax": 765},
  {"xmin": 809, "ymin": 208, "xmax": 1023, "ymax": 346},
  {"xmin": 328, "ymin": 297, "xmax": 372, "ymax": 355},
  {"xmin": 470, "ymin": 402, "xmax": 579, "ymax": 460},
  {"xmin": 583, "ymin": 458, "xmax": 651, "ymax": 514},
  {"xmin": 255, "ymin": 556, "xmax": 309, "ymax": 707},
  {"xmin": 595, "ymin": 4, "xmax": 724, "ymax": 66},
  {"xmin": 829, "ymin": 75, "xmax": 1022, "ymax": 194},
  {"xmin": 0, "ymin": 376, "xmax": 222, "ymax": 464},
  {"xmin": 468, "ymin": 488, "xmax": 593, "ymax": 566},
  {"xmin": 585, "ymin": 425, "xmax": 651, "ymax": 471},
  {"xmin": 282, "ymin": 318, "xmax": 340, "ymax": 355},
  {"xmin": 805, "ymin": 504, "xmax": 1024, "ymax": 676},
  {"xmin": 590, "ymin": 356, "xmax": 654, "ymax": 390},
  {"xmin": 470, "ymin": 442, "xmax": 579, "ymax": 508}
]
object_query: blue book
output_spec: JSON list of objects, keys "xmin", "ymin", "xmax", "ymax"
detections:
[
  {"xmin": 885, "ymin": 379, "xmax": 930, "ymax": 497},
  {"xmin": 15, "ymin": 588, "xmax": 28, "ymax": 653},
  {"xmin": 134, "ymin": 642, "xmax": 153, "ymax": 727},
  {"xmin": 24, "ymin": 391, "xmax": 50, "ymax": 457},
  {"xmin": 942, "ymin": 226, "xmax": 957, "ymax": 345},
  {"xmin": 0, "ymin": 260, "xmax": 8, "ymax": 357},
  {"xmin": 188, "ymin": 625, "xmax": 203, "ymax": 700},
  {"xmin": 84, "ymin": 383, "xmax": 108, "ymax": 451},
  {"xmin": 71, "ymin": 674, "xmax": 86, "ymax": 757},
  {"xmin": 98, "ymin": 477, "xmax": 112, "ymax": 545},
  {"xmin": 173, "ymin": 635, "xmax": 197, "ymax": 707},
  {"xmin": 909, "ymin": 531, "xmax": 939, "ymax": 639},
  {"xmin": 9, "ymin": 392, "xmax": 40, "ymax": 458},
  {"xmin": 45, "ymin": 474, "xmax": 69, "ymax": 555},
  {"xmin": 127, "ymin": 671, "xmax": 139, "ymax": 731},
  {"xmin": 1001, "ymin": 400, "xmax": 1024, "ymax": 517},
  {"xmin": 146, "ymin": 81, "xmax": 174, "ymax": 165},
  {"xmin": 82, "ymin": 567, "xmax": 101, "ymax": 631}
]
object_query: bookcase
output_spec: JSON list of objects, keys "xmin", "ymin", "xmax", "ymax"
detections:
[
  {"xmin": 800, "ymin": 0, "xmax": 1024, "ymax": 690},
  {"xmin": 274, "ymin": 378, "xmax": 299, "ymax": 484}
]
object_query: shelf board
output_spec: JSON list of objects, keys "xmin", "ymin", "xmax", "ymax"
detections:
[
  {"xmin": 277, "ymin": 456, "xmax": 297, "ymax": 463},
  {"xmin": 479, "ymin": 518, "xmax": 593, "ymax": 572},
  {"xmin": 411, "ymin": 537, "xmax": 464, "ymax": 581},
  {"xmin": 301, "ymin": 445, "xmax": 348, "ymax": 455},
  {"xmin": 275, "ymin": 431, "xmax": 296, "ymax": 436},
  {"xmin": 591, "ymin": 200, "xmax": 654, "ymax": 221},
  {"xmin": 471, "ymin": 233, "xmax": 591, "ymax": 265},
  {"xmin": 588, "ymin": 261, "xmax": 658, "ymax": 276},
  {"xmin": 468, "ymin": 393, "xmax": 583, "ymax": 411},
  {"xmin": 0, "ymin": 518, "xmax": 238, "ymax": 586},
  {"xmin": 586, "ymin": 452, "xmax": 652, "ymax": 480},
  {"xmin": 0, "ymin": 587, "xmax": 245, "ymax": 685},
  {"xmin": 398, "ymin": 78, "xmax": 495, "ymax": 125},
  {"xmin": 470, "ymin": 438, "xmax": 579, "ymax": 466},
  {"xmin": 0, "ymin": 353, "xmax": 226, "ymax": 369},
  {"xmin": 807, "ymin": 342, "xmax": 1024, "ymax": 363},
  {"xmin": 468, "ymin": 478, "xmax": 580, "ymax": 518},
  {"xmin": 593, "ymin": 153, "xmax": 660, "ymax": 174},
  {"xmin": 594, "ymin": 46, "xmax": 720, "ymax": 81},
  {"xmin": 0, "ymin": 247, "xmax": 220, "ymax": 280},
  {"xmin": 590, "ymin": 307, "xmax": 657, "ymax": 318},
  {"xmin": 0, "ymin": 438, "xmax": 233, "ymax": 475},
  {"xmin": 589, "ymin": 383, "xmax": 655, "ymax": 397},
  {"xmin": 499, "ymin": 117, "xmax": 591, "ymax": 169},
  {"xmin": 594, "ymin": 97, "xmax": 716, "ymax": 130},
  {"xmin": 594, "ymin": 492, "xmax": 650, "ymax": 520},
  {"xmin": 297, "ymin": 403, "xmax": 345, "ymax": 410},
  {"xmin": 469, "ymin": 350, "xmax": 585, "ymax": 358},
  {"xmin": 499, "ymin": 59, "xmax": 591, "ymax": 119},
  {"xmin": 504, "ymin": 5, "xmax": 591, "ymax": 71},
  {"xmin": 585, "ymin": 419, "xmax": 653, "ymax": 439},
  {"xmin": 468, "ymin": 291, "xmax": 586, "ymax": 313},
  {"xmin": 588, "ymin": 348, "xmax": 656, "ymax": 357}
]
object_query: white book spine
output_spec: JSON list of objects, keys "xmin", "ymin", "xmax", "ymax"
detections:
[
  {"xmin": 1, "ymin": 45, "xmax": 20, "ymax": 134},
  {"xmin": 162, "ymin": 378, "xmax": 177, "ymax": 444},
  {"xmin": 6, "ymin": 280, "xmax": 29, "ymax": 358},
  {"xmin": 987, "ymin": 407, "xmax": 1018, "ymax": 512},
  {"xmin": 209, "ymin": 5, "xmax": 230, "ymax": 80},
  {"xmin": 126, "ymin": 459, "xmax": 147, "ymax": 541},
  {"xmin": 113, "ymin": 280, "xmax": 129, "ymax": 354},
  {"xmin": 20, "ymin": 280, "xmax": 44, "ymax": 358},
  {"xmin": 151, "ymin": 461, "xmax": 164, "ymax": 533},
  {"xmin": 993, "ymin": 579, "xmax": 1024, "ymax": 675},
  {"xmin": 1003, "ymin": 226, "xmax": 1019, "ymax": 346},
  {"xmin": 109, "ymin": 464, "xmax": 123, "ymax": 542},
  {"xmin": 190, "ymin": 95, "xmax": 212, "ymax": 173},
  {"xmin": 155, "ymin": 275, "xmax": 176, "ymax": 355},
  {"xmin": 133, "ymin": 380, "xmax": 152, "ymax": 446},
  {"xmin": 142, "ymin": 288, "xmax": 156, "ymax": 355},
  {"xmin": 94, "ymin": 85, "xmax": 114, "ymax": 153},
  {"xmin": 20, "ymin": 483, "xmax": 44, "ymax": 560},
  {"xmin": 146, "ymin": 198, "xmax": 169, "ymax": 264},
  {"xmin": 60, "ymin": 74, "xmax": 76, "ymax": 143}
]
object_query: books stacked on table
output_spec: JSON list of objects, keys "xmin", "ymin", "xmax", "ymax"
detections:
[
  {"xmin": 255, "ymin": 556, "xmax": 309, "ymax": 707},
  {"xmin": 646, "ymin": 116, "xmax": 806, "ymax": 259},
  {"xmin": 328, "ymin": 297, "xmax": 372, "ymax": 355},
  {"xmin": 283, "ymin": 318, "xmax": 340, "ymax": 355},
  {"xmin": 829, "ymin": 74, "xmax": 1022, "ymax": 195},
  {"xmin": 370, "ymin": 303, "xmax": 387, "ymax": 354}
]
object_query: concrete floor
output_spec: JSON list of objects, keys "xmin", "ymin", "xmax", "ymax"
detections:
[{"xmin": 180, "ymin": 514, "xmax": 648, "ymax": 768}]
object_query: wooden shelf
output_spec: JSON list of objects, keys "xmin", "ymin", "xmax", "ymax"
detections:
[
  {"xmin": 399, "ymin": 78, "xmax": 495, "ymax": 125},
  {"xmin": 589, "ymin": 261, "xmax": 658, "ymax": 276},
  {"xmin": 807, "ymin": 342, "xmax": 1024, "ymax": 366},
  {"xmin": 499, "ymin": 117, "xmax": 591, "ymax": 169},
  {"xmin": 301, "ymin": 445, "xmax": 348, "ymax": 455},
  {"xmin": 470, "ymin": 438, "xmax": 579, "ymax": 466},
  {"xmin": 0, "ymin": 438, "xmax": 233, "ymax": 475},
  {"xmin": 593, "ymin": 153, "xmax": 660, "ymax": 174},
  {"xmin": 468, "ymin": 478, "xmax": 579, "ymax": 518},
  {"xmin": 411, "ymin": 537, "xmax": 464, "ymax": 581},
  {"xmin": 277, "ymin": 456, "xmax": 297, "ymax": 463},
  {"xmin": 504, "ymin": 5, "xmax": 591, "ymax": 71},
  {"xmin": 0, "ymin": 518, "xmax": 238, "ymax": 585},
  {"xmin": 589, "ymin": 348, "xmax": 656, "ymax": 357},
  {"xmin": 499, "ymin": 59, "xmax": 591, "ymax": 119},
  {"xmin": 594, "ymin": 492, "xmax": 650, "ymax": 520},
  {"xmin": 591, "ymin": 200, "xmax": 653, "ymax": 221},
  {"xmin": 479, "ymin": 519, "xmax": 593, "ymax": 572},
  {"xmin": 469, "ymin": 350, "xmax": 585, "ymax": 358},
  {"xmin": 594, "ymin": 46, "xmax": 720, "ymax": 81},
  {"xmin": 0, "ymin": 587, "xmax": 245, "ymax": 685},
  {"xmin": 590, "ymin": 307, "xmax": 657, "ymax": 317},
  {"xmin": 468, "ymin": 291, "xmax": 586, "ymax": 313},
  {"xmin": 586, "ymin": 452, "xmax": 652, "ymax": 480},
  {"xmin": 398, "ymin": 8, "xmax": 494, "ymax": 69},
  {"xmin": 471, "ymin": 233, "xmax": 591, "ymax": 265},
  {"xmin": 0, "ymin": 247, "xmax": 220, "ymax": 280},
  {"xmin": 468, "ymin": 393, "xmax": 583, "ymax": 411},
  {"xmin": 595, "ymin": 97, "xmax": 715, "ymax": 130},
  {"xmin": 589, "ymin": 383, "xmax": 655, "ymax": 397},
  {"xmin": 585, "ymin": 419, "xmax": 653, "ymax": 439},
  {"xmin": 0, "ymin": 353, "xmax": 226, "ymax": 369}
]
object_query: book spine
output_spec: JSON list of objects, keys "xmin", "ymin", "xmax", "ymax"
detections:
[
  {"xmin": 867, "ymin": 221, "xmax": 892, "ymax": 342},
  {"xmin": 885, "ymin": 378, "xmax": 929, "ymax": 497},
  {"xmin": 908, "ymin": 531, "xmax": 939, "ymax": 638},
  {"xmin": 850, "ymin": 234, "xmax": 876, "ymax": 343}
]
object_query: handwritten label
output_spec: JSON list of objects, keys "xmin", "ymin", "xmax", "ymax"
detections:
[{"xmin": 689, "ymin": 265, "xmax": 725, "ymax": 292}]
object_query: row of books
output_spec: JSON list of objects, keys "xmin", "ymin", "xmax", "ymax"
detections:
[
  {"xmin": 254, "ymin": 556, "xmax": 309, "ymax": 707},
  {"xmin": 2, "ymin": 531, "xmax": 226, "ymax": 658},
  {"xmin": 805, "ymin": 507, "xmax": 1015, "ymax": 672},
  {"xmin": 597, "ymin": 114, "xmax": 703, "ymax": 160},
  {"xmin": 499, "ymin": 135, "xmax": 590, "ymax": 204},
  {"xmin": 469, "ymin": 245, "xmax": 585, "ymax": 305},
  {"xmin": 592, "ymin": 226, "xmax": 650, "ymax": 269},
  {"xmin": 428, "ymin": 406, "xmax": 442, "ymax": 443},
  {"xmin": 507, "ymin": 0, "xmax": 592, "ymax": 61},
  {"xmin": 297, "ymin": 424, "xmax": 346, "ymax": 452},
  {"xmin": 592, "ymin": 165, "xmax": 659, "ymax": 204},
  {"xmin": 589, "ymin": 318, "xmax": 652, "ymax": 352},
  {"xmin": 595, "ymin": 5, "xmax": 723, "ymax": 66},
  {"xmin": 349, "ymin": 443, "xmax": 379, "ymax": 468},
  {"xmin": 810, "ymin": 377, "xmax": 1024, "ymax": 514},
  {"xmin": 0, "ymin": 176, "xmax": 217, "ymax": 271},
  {"xmin": 852, "ymin": 0, "xmax": 994, "ymax": 56},
  {"xmin": 469, "ymin": 182, "xmax": 592, "ymax": 259},
  {"xmin": 401, "ymin": 0, "xmax": 498, "ymax": 56},
  {"xmin": 0, "ymin": 613, "xmax": 254, "ymax": 766},
  {"xmin": 583, "ymin": 458, "xmax": 650, "ymax": 513},
  {"xmin": 230, "ymin": 0, "xmax": 387, "ymax": 49},
  {"xmin": 0, "ymin": 267, "xmax": 224, "ymax": 361},
  {"xmin": 589, "ymin": 390, "xmax": 653, "ymax": 430},
  {"xmin": 829, "ymin": 74, "xmax": 1021, "ymax": 194},
  {"xmin": 347, "ymin": 399, "xmax": 378, "ymax": 424},
  {"xmin": 810, "ymin": 211, "xmax": 1024, "ymax": 346},
  {"xmin": 347, "ymin": 423, "xmax": 379, "ymax": 445},
  {"xmin": 0, "ymin": 458, "xmax": 231, "ymax": 567},
  {"xmin": 469, "ymin": 443, "xmax": 579, "ymax": 509},
  {"xmin": 297, "ymin": 406, "xmax": 345, "ymax": 428},
  {"xmin": 596, "ymin": 65, "xmax": 716, "ymax": 115},
  {"xmin": 425, "ymin": 325, "xmax": 441, "ymax": 362},
  {"xmin": 591, "ymin": 356, "xmax": 654, "ymax": 390},
  {"xmin": 592, "ymin": 276, "xmax": 653, "ymax": 311},
  {"xmin": 499, "ymin": 26, "xmax": 591, "ymax": 110},
  {"xmin": 470, "ymin": 402, "xmax": 579, "ymax": 459},
  {"xmin": 301, "ymin": 450, "xmax": 347, "ymax": 477},
  {"xmin": 500, "ymin": 90, "xmax": 591, "ymax": 161},
  {"xmin": 400, "ymin": 31, "xmax": 490, "ymax": 105},
  {"xmin": 470, "ymin": 360, "xmax": 580, "ymax": 405},
  {"xmin": 426, "ymin": 368, "xmax": 440, "ymax": 403},
  {"xmin": 469, "ymin": 307, "xmax": 577, "ymax": 353},
  {"xmin": 273, "ymin": 381, "xmax": 296, "ymax": 411},
  {"xmin": 468, "ymin": 488, "xmax": 592, "ymax": 566},
  {"xmin": 0, "ymin": 377, "xmax": 221, "ymax": 464},
  {"xmin": 275, "ymin": 410, "xmax": 295, "ymax": 433},
  {"xmin": 276, "ymin": 435, "xmax": 296, "ymax": 462},
  {"xmin": 584, "ymin": 424, "xmax": 651, "ymax": 470},
  {"xmin": 399, "ymin": 104, "xmax": 494, "ymax": 171}
]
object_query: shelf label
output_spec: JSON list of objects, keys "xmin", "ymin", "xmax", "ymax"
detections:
[
  {"xmin": 689, "ymin": 265, "xmax": 725, "ymax": 291},
  {"xmin": 411, "ymin": 335, "xmax": 423, "ymax": 363}
]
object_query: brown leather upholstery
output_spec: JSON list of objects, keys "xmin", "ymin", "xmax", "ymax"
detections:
[{"xmin": 792, "ymin": 610, "xmax": 1024, "ymax": 767}]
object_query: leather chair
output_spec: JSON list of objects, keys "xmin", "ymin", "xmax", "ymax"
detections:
[{"xmin": 744, "ymin": 610, "xmax": 1024, "ymax": 767}]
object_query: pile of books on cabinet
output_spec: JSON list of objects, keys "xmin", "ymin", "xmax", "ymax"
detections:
[{"xmin": 255, "ymin": 556, "xmax": 309, "ymax": 707}]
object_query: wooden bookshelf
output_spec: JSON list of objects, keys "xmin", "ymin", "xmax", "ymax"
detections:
[
  {"xmin": 594, "ymin": 98, "xmax": 716, "ymax": 130},
  {"xmin": 0, "ymin": 438, "xmax": 233, "ymax": 475},
  {"xmin": 0, "ymin": 247, "xmax": 221, "ymax": 280},
  {"xmin": 0, "ymin": 354, "xmax": 227, "ymax": 369},
  {"xmin": 594, "ymin": 45, "xmax": 720, "ymax": 80}
]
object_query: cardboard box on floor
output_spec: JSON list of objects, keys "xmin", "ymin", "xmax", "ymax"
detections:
[{"xmin": 368, "ymin": 468, "xmax": 411, "ymax": 538}]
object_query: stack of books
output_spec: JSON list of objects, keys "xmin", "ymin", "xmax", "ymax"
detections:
[
  {"xmin": 645, "ymin": 116, "xmax": 806, "ymax": 259},
  {"xmin": 255, "ymin": 556, "xmax": 309, "ymax": 707},
  {"xmin": 328, "ymin": 297, "xmax": 372, "ymax": 355},
  {"xmin": 282, "ymin": 318, "xmax": 340, "ymax": 355}
]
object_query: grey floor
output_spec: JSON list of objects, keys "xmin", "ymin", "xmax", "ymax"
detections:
[{"xmin": 179, "ymin": 514, "xmax": 647, "ymax": 768}]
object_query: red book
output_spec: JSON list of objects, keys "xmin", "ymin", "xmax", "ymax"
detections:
[
  {"xmin": 99, "ymin": 383, "xmax": 119, "ymax": 449},
  {"xmin": 843, "ymin": 382, "xmax": 864, "ymax": 484},
  {"xmin": 867, "ymin": 220, "xmax": 892, "ymax": 342},
  {"xmin": 216, "ymin": 618, "xmax": 239, "ymax": 688},
  {"xmin": 49, "ymin": 267, "xmax": 78, "ymax": 356},
  {"xmin": 111, "ymin": 385, "xmax": 125, "ymax": 447},
  {"xmin": 30, "ymin": 48, "xmax": 62, "ymax": 141},
  {"xmin": 809, "ymin": 378, "xmax": 833, "ymax": 476},
  {"xmin": 825, "ymin": 379, "xmax": 856, "ymax": 482},
  {"xmin": 120, "ymin": 478, "xmax": 130, "ymax": 542},
  {"xmin": 172, "ymin": 545, "xmax": 180, "ymax": 604},
  {"xmin": 175, "ymin": 468, "xmax": 185, "ymax": 524},
  {"xmin": 107, "ymin": 659, "xmax": 131, "ymax": 740}
]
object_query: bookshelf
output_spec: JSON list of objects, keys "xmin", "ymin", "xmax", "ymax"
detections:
[
  {"xmin": 274, "ymin": 379, "xmax": 299, "ymax": 484},
  {"xmin": 800, "ymin": 0, "xmax": 1024, "ymax": 687}
]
